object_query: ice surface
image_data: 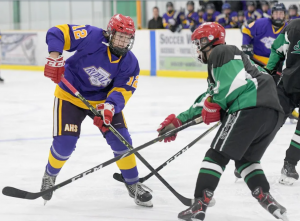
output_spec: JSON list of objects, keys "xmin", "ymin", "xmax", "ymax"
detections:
[{"xmin": 0, "ymin": 70, "xmax": 299, "ymax": 221}]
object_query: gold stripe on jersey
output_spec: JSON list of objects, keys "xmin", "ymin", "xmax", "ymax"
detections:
[
  {"xmin": 58, "ymin": 99, "xmax": 63, "ymax": 135},
  {"xmin": 107, "ymin": 87, "xmax": 133, "ymax": 105},
  {"xmin": 107, "ymin": 47, "xmax": 122, "ymax": 63},
  {"xmin": 242, "ymin": 27, "xmax": 253, "ymax": 38},
  {"xmin": 55, "ymin": 24, "xmax": 71, "ymax": 50},
  {"xmin": 253, "ymin": 54, "xmax": 269, "ymax": 66},
  {"xmin": 54, "ymin": 85, "xmax": 105, "ymax": 109}
]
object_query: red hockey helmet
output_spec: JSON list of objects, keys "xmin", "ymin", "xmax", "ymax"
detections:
[
  {"xmin": 191, "ymin": 22, "xmax": 225, "ymax": 63},
  {"xmin": 107, "ymin": 14, "xmax": 136, "ymax": 56}
]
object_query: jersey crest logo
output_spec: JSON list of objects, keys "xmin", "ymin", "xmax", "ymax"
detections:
[
  {"xmin": 260, "ymin": 37, "xmax": 275, "ymax": 49},
  {"xmin": 292, "ymin": 40, "xmax": 300, "ymax": 54},
  {"xmin": 83, "ymin": 66, "xmax": 112, "ymax": 87}
]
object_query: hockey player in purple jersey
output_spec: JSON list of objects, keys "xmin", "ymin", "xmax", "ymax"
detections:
[
  {"xmin": 288, "ymin": 5, "xmax": 300, "ymax": 20},
  {"xmin": 216, "ymin": 3, "xmax": 238, "ymax": 29},
  {"xmin": 162, "ymin": 2, "xmax": 183, "ymax": 32},
  {"xmin": 242, "ymin": 3, "xmax": 287, "ymax": 66},
  {"xmin": 183, "ymin": 1, "xmax": 199, "ymax": 32},
  {"xmin": 40, "ymin": 14, "xmax": 153, "ymax": 207},
  {"xmin": 261, "ymin": 1, "xmax": 272, "ymax": 18},
  {"xmin": 244, "ymin": 1, "xmax": 262, "ymax": 24},
  {"xmin": 197, "ymin": 6, "xmax": 205, "ymax": 27},
  {"xmin": 203, "ymin": 3, "xmax": 220, "ymax": 22}
]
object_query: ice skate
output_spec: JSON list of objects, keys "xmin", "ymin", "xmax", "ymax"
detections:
[
  {"xmin": 178, "ymin": 189, "xmax": 213, "ymax": 221},
  {"xmin": 125, "ymin": 181, "xmax": 153, "ymax": 207},
  {"xmin": 40, "ymin": 171, "xmax": 56, "ymax": 205},
  {"xmin": 252, "ymin": 187, "xmax": 289, "ymax": 221},
  {"xmin": 279, "ymin": 161, "xmax": 299, "ymax": 185},
  {"xmin": 0, "ymin": 76, "xmax": 4, "ymax": 83},
  {"xmin": 234, "ymin": 168, "xmax": 242, "ymax": 182}
]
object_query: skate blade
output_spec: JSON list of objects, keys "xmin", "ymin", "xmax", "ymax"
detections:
[
  {"xmin": 44, "ymin": 200, "xmax": 48, "ymax": 206},
  {"xmin": 235, "ymin": 177, "xmax": 239, "ymax": 183},
  {"xmin": 208, "ymin": 198, "xmax": 216, "ymax": 207},
  {"xmin": 135, "ymin": 199, "xmax": 153, "ymax": 208},
  {"xmin": 279, "ymin": 174, "xmax": 297, "ymax": 186},
  {"xmin": 273, "ymin": 210, "xmax": 289, "ymax": 221}
]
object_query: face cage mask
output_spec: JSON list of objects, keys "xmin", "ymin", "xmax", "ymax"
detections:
[
  {"xmin": 191, "ymin": 37, "xmax": 219, "ymax": 64},
  {"xmin": 109, "ymin": 32, "xmax": 135, "ymax": 57}
]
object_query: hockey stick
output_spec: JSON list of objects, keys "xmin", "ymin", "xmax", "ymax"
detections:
[
  {"xmin": 60, "ymin": 77, "xmax": 199, "ymax": 206},
  {"xmin": 2, "ymin": 114, "xmax": 200, "ymax": 200},
  {"xmin": 113, "ymin": 121, "xmax": 220, "ymax": 183}
]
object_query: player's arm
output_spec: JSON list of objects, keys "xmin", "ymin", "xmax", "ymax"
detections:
[
  {"xmin": 105, "ymin": 64, "xmax": 139, "ymax": 114},
  {"xmin": 157, "ymin": 92, "xmax": 208, "ymax": 143},
  {"xmin": 241, "ymin": 21, "xmax": 254, "ymax": 45},
  {"xmin": 162, "ymin": 17, "xmax": 169, "ymax": 29},
  {"xmin": 266, "ymin": 32, "xmax": 287, "ymax": 71},
  {"xmin": 46, "ymin": 24, "xmax": 93, "ymax": 54}
]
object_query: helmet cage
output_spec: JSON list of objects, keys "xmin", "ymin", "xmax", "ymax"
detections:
[
  {"xmin": 191, "ymin": 37, "xmax": 219, "ymax": 63},
  {"xmin": 107, "ymin": 28, "xmax": 135, "ymax": 57}
]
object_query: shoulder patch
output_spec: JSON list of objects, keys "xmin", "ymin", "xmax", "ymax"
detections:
[{"xmin": 248, "ymin": 21, "xmax": 255, "ymax": 28}]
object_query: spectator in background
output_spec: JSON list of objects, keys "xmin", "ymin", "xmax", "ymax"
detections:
[
  {"xmin": 197, "ymin": 6, "xmax": 205, "ymax": 26},
  {"xmin": 148, "ymin": 6, "xmax": 164, "ymax": 29},
  {"xmin": 203, "ymin": 3, "xmax": 220, "ymax": 22},
  {"xmin": 162, "ymin": 2, "xmax": 183, "ymax": 32},
  {"xmin": 216, "ymin": 3, "xmax": 238, "ymax": 28},
  {"xmin": 261, "ymin": 1, "xmax": 271, "ymax": 18},
  {"xmin": 238, "ymin": 10, "xmax": 245, "ymax": 29},
  {"xmin": 184, "ymin": 1, "xmax": 199, "ymax": 32},
  {"xmin": 244, "ymin": 1, "xmax": 262, "ymax": 25},
  {"xmin": 288, "ymin": 5, "xmax": 300, "ymax": 20}
]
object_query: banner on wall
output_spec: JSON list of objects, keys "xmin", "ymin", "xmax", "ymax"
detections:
[
  {"xmin": 1, "ymin": 33, "xmax": 37, "ymax": 65},
  {"xmin": 155, "ymin": 29, "xmax": 207, "ymax": 71}
]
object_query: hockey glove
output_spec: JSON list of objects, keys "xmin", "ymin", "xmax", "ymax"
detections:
[
  {"xmin": 93, "ymin": 103, "xmax": 115, "ymax": 133},
  {"xmin": 44, "ymin": 55, "xmax": 65, "ymax": 83},
  {"xmin": 202, "ymin": 97, "xmax": 222, "ymax": 125},
  {"xmin": 157, "ymin": 114, "xmax": 182, "ymax": 143},
  {"xmin": 241, "ymin": 44, "xmax": 253, "ymax": 58}
]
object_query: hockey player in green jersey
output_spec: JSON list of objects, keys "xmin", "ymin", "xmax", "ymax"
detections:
[
  {"xmin": 266, "ymin": 18, "xmax": 300, "ymax": 185},
  {"xmin": 157, "ymin": 23, "xmax": 288, "ymax": 221}
]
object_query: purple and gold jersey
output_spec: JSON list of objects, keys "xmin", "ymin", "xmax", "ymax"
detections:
[
  {"xmin": 46, "ymin": 24, "xmax": 139, "ymax": 113},
  {"xmin": 183, "ymin": 12, "xmax": 199, "ymax": 29},
  {"xmin": 203, "ymin": 11, "xmax": 220, "ymax": 22},
  {"xmin": 162, "ymin": 11, "xmax": 181, "ymax": 29},
  {"xmin": 242, "ymin": 18, "xmax": 286, "ymax": 65},
  {"xmin": 216, "ymin": 12, "xmax": 238, "ymax": 28},
  {"xmin": 289, "ymin": 15, "xmax": 300, "ymax": 20},
  {"xmin": 244, "ymin": 10, "xmax": 262, "ymax": 23}
]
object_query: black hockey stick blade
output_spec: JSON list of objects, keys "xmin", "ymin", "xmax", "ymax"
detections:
[
  {"xmin": 113, "ymin": 121, "xmax": 220, "ymax": 184},
  {"xmin": 3, "ymin": 187, "xmax": 41, "ymax": 200}
]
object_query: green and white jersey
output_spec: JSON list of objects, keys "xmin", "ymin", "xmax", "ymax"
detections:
[
  {"xmin": 177, "ymin": 45, "xmax": 283, "ymax": 124},
  {"xmin": 267, "ymin": 18, "xmax": 300, "ymax": 94}
]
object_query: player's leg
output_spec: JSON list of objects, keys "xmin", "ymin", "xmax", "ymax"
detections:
[
  {"xmin": 235, "ymin": 108, "xmax": 287, "ymax": 220},
  {"xmin": 281, "ymin": 118, "xmax": 300, "ymax": 185},
  {"xmin": 41, "ymin": 97, "xmax": 87, "ymax": 203},
  {"xmin": 99, "ymin": 112, "xmax": 153, "ymax": 207}
]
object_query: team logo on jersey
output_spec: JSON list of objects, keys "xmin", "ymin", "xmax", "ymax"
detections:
[
  {"xmin": 260, "ymin": 37, "xmax": 275, "ymax": 49},
  {"xmin": 83, "ymin": 66, "xmax": 112, "ymax": 87},
  {"xmin": 292, "ymin": 40, "xmax": 300, "ymax": 54}
]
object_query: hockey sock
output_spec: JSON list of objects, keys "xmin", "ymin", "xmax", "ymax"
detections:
[
  {"xmin": 46, "ymin": 135, "xmax": 78, "ymax": 176},
  {"xmin": 235, "ymin": 158, "xmax": 270, "ymax": 192},
  {"xmin": 285, "ymin": 122, "xmax": 300, "ymax": 165},
  {"xmin": 194, "ymin": 149, "xmax": 229, "ymax": 198},
  {"xmin": 105, "ymin": 128, "xmax": 139, "ymax": 185}
]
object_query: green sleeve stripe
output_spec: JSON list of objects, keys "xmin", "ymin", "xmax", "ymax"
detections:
[{"xmin": 295, "ymin": 130, "xmax": 300, "ymax": 135}]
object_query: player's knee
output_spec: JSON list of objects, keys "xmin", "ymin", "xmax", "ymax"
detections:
[
  {"xmin": 106, "ymin": 128, "xmax": 132, "ymax": 154},
  {"xmin": 52, "ymin": 135, "xmax": 78, "ymax": 158},
  {"xmin": 205, "ymin": 148, "xmax": 230, "ymax": 167}
]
